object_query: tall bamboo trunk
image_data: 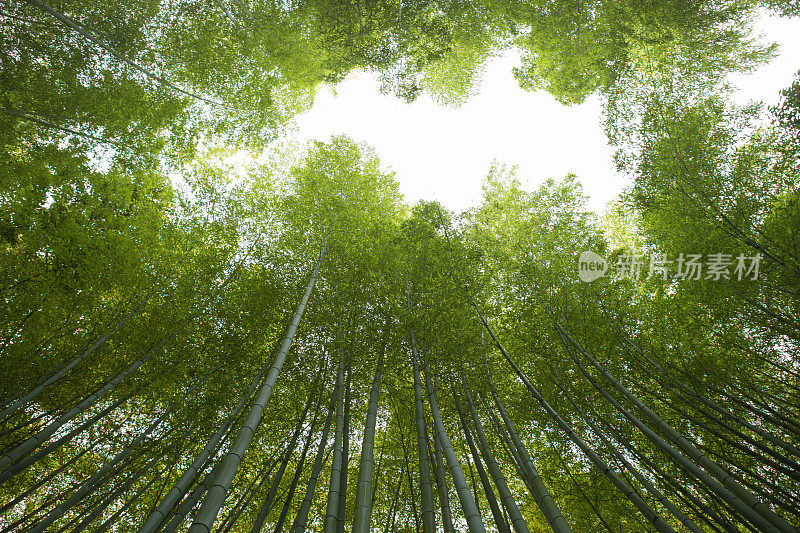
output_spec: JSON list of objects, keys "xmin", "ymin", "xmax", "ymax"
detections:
[
  {"xmin": 615, "ymin": 328, "xmax": 800, "ymax": 458},
  {"xmin": 351, "ymin": 335, "xmax": 385, "ymax": 533},
  {"xmin": 1, "ymin": 478, "xmax": 84, "ymax": 532},
  {"xmin": 553, "ymin": 324, "xmax": 793, "ymax": 533},
  {"xmin": 0, "ymin": 317, "xmax": 190, "ymax": 475},
  {"xmin": 72, "ymin": 453, "xmax": 163, "ymax": 533},
  {"xmin": 22, "ymin": 0, "xmax": 221, "ymax": 105},
  {"xmin": 27, "ymin": 401, "xmax": 177, "ymax": 533},
  {"xmin": 272, "ymin": 416, "xmax": 317, "ymax": 533},
  {"xmin": 487, "ymin": 369, "xmax": 571, "ymax": 533},
  {"xmin": 0, "ymin": 294, "xmax": 149, "ymax": 422},
  {"xmin": 336, "ymin": 367, "xmax": 351, "ymax": 533},
  {"xmin": 563, "ymin": 337, "xmax": 771, "ymax": 531},
  {"xmin": 189, "ymin": 232, "xmax": 329, "ymax": 532},
  {"xmin": 291, "ymin": 376, "xmax": 338, "ymax": 533},
  {"xmin": 609, "ymin": 417, "xmax": 742, "ymax": 533},
  {"xmin": 392, "ymin": 396, "xmax": 421, "ymax": 532},
  {"xmin": 463, "ymin": 382, "xmax": 530, "ymax": 533},
  {"xmin": 474, "ymin": 307, "xmax": 676, "ymax": 533},
  {"xmin": 325, "ymin": 356, "xmax": 347, "ymax": 532},
  {"xmin": 139, "ymin": 360, "xmax": 270, "ymax": 533},
  {"xmin": 218, "ymin": 438, "xmax": 283, "ymax": 532},
  {"xmin": 454, "ymin": 385, "xmax": 509, "ymax": 533},
  {"xmin": 162, "ymin": 460, "xmax": 225, "ymax": 533},
  {"xmin": 384, "ymin": 471, "xmax": 403, "ymax": 533},
  {"xmin": 553, "ymin": 446, "xmax": 615, "ymax": 532},
  {"xmin": 549, "ymin": 360, "xmax": 705, "ymax": 533},
  {"xmin": 423, "ymin": 364, "xmax": 487, "ymax": 533},
  {"xmin": 410, "ymin": 332, "xmax": 436, "ymax": 533},
  {"xmin": 652, "ymin": 379, "xmax": 800, "ymax": 479},
  {"xmin": 1, "ymin": 388, "xmax": 134, "ymax": 484},
  {"xmin": 250, "ymin": 385, "xmax": 319, "ymax": 533},
  {"xmin": 96, "ymin": 462, "xmax": 164, "ymax": 532},
  {"xmin": 369, "ymin": 434, "xmax": 386, "ymax": 510},
  {"xmin": 431, "ymin": 415, "xmax": 456, "ymax": 533},
  {"xmin": 663, "ymin": 391, "xmax": 800, "ymax": 494},
  {"xmin": 0, "ymin": 435, "xmax": 101, "ymax": 515}
]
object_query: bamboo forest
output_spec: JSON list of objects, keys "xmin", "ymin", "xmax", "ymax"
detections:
[{"xmin": 2, "ymin": 0, "xmax": 800, "ymax": 531}]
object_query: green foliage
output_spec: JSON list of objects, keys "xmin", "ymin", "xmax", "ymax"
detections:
[
  {"xmin": 512, "ymin": 0, "xmax": 775, "ymax": 105},
  {"xmin": 1, "ymin": 2, "xmax": 799, "ymax": 531}
]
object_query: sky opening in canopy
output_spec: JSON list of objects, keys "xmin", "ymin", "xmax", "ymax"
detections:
[{"xmin": 291, "ymin": 11, "xmax": 800, "ymax": 214}]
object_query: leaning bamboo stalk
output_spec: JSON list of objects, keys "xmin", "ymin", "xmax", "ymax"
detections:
[
  {"xmin": 0, "ymin": 435, "xmax": 102, "ymax": 515},
  {"xmin": 474, "ymin": 307, "xmax": 676, "ymax": 533},
  {"xmin": 486, "ymin": 365, "xmax": 571, "ymax": 533},
  {"xmin": 454, "ymin": 385, "xmax": 509, "ymax": 533},
  {"xmin": 383, "ymin": 471, "xmax": 403, "ymax": 533},
  {"xmin": 389, "ymin": 392, "xmax": 421, "ymax": 532},
  {"xmin": 139, "ymin": 347, "xmax": 275, "ymax": 533},
  {"xmin": 0, "ymin": 318, "xmax": 190, "ymax": 475},
  {"xmin": 613, "ymin": 327, "xmax": 800, "ymax": 458},
  {"xmin": 71, "ymin": 453, "xmax": 163, "ymax": 533},
  {"xmin": 549, "ymin": 361, "xmax": 704, "ymax": 533},
  {"xmin": 462, "ymin": 382, "xmax": 529, "ymax": 533},
  {"xmin": 189, "ymin": 232, "xmax": 329, "ymax": 533},
  {"xmin": 625, "ymin": 435, "xmax": 741, "ymax": 533},
  {"xmin": 650, "ymin": 380, "xmax": 800, "ymax": 479},
  {"xmin": 27, "ymin": 403, "xmax": 177, "ymax": 533},
  {"xmin": 1, "ymin": 389, "xmax": 135, "ymax": 484},
  {"xmin": 0, "ymin": 294, "xmax": 150, "ymax": 422},
  {"xmin": 553, "ymin": 323, "xmax": 794, "ymax": 533},
  {"xmin": 250, "ymin": 385, "xmax": 319, "ymax": 533},
  {"xmin": 271, "ymin": 436, "xmax": 313, "ymax": 533},
  {"xmin": 432, "ymin": 424, "xmax": 455, "ymax": 533},
  {"xmin": 1, "ymin": 478, "xmax": 85, "ymax": 533},
  {"xmin": 424, "ymin": 364, "xmax": 487, "ymax": 533},
  {"xmin": 217, "ymin": 454, "xmax": 278, "ymax": 533},
  {"xmin": 162, "ymin": 460, "xmax": 224, "ymax": 533},
  {"xmin": 336, "ymin": 367, "xmax": 351, "ymax": 533},
  {"xmin": 667, "ymin": 395, "xmax": 800, "ymax": 493},
  {"xmin": 22, "ymin": 0, "xmax": 222, "ymax": 105},
  {"xmin": 95, "ymin": 463, "xmax": 165, "ymax": 532},
  {"xmin": 556, "ymin": 330, "xmax": 778, "ymax": 533},
  {"xmin": 268, "ymin": 398, "xmax": 320, "ymax": 533}
]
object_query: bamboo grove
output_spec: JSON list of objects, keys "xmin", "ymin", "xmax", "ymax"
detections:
[{"xmin": 2, "ymin": 0, "xmax": 800, "ymax": 531}]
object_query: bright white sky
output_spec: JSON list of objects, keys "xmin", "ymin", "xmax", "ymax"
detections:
[{"xmin": 288, "ymin": 13, "xmax": 800, "ymax": 215}]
